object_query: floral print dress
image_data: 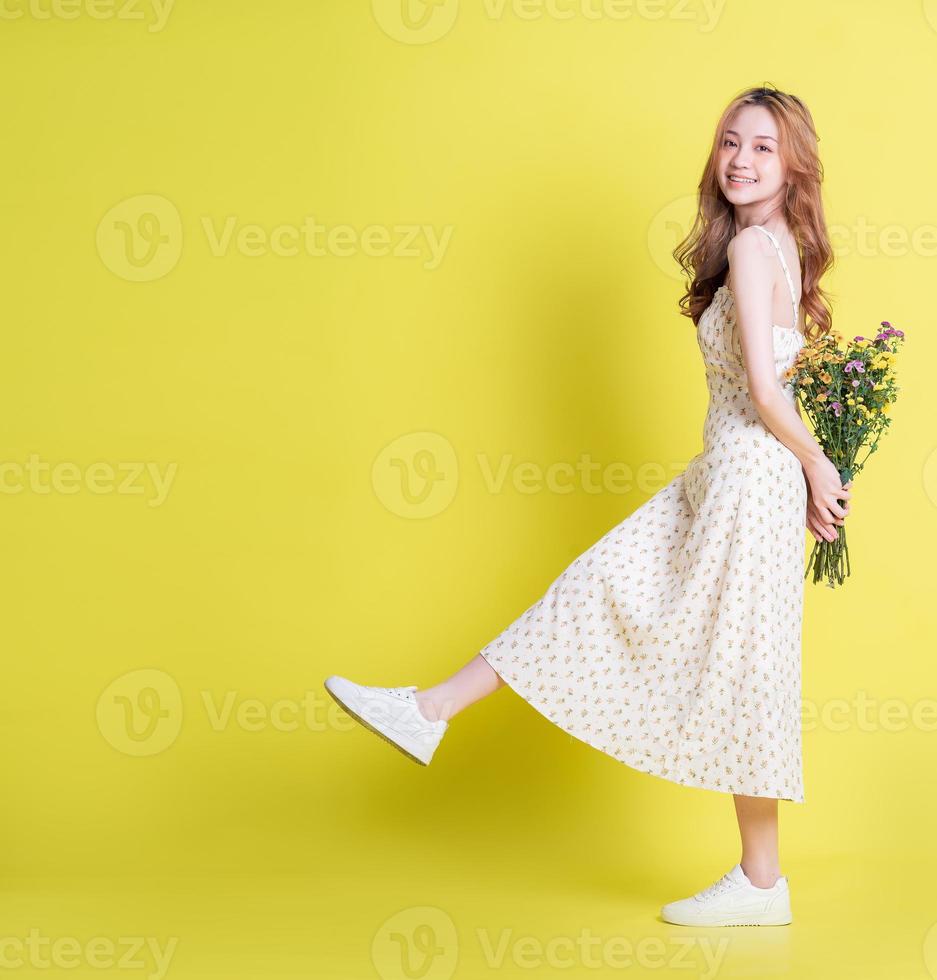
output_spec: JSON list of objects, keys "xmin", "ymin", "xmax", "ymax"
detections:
[{"xmin": 479, "ymin": 225, "xmax": 808, "ymax": 802}]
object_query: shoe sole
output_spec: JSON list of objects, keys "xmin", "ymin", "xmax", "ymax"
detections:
[
  {"xmin": 323, "ymin": 680, "xmax": 432, "ymax": 766},
  {"xmin": 661, "ymin": 911, "xmax": 792, "ymax": 927}
]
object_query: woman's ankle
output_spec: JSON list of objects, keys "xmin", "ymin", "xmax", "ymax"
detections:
[
  {"xmin": 740, "ymin": 861, "xmax": 782, "ymax": 889},
  {"xmin": 415, "ymin": 690, "xmax": 456, "ymax": 723}
]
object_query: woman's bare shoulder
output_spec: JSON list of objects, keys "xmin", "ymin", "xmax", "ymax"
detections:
[
  {"xmin": 727, "ymin": 225, "xmax": 777, "ymax": 258},
  {"xmin": 726, "ymin": 226, "xmax": 778, "ymax": 289}
]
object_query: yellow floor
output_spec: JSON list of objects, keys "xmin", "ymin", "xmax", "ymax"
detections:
[
  {"xmin": 2, "ymin": 673, "xmax": 933, "ymax": 980},
  {"xmin": 2, "ymin": 851, "xmax": 932, "ymax": 980},
  {"xmin": 3, "ymin": 652, "xmax": 935, "ymax": 980}
]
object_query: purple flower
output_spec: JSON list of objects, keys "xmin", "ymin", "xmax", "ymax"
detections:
[
  {"xmin": 831, "ymin": 401, "xmax": 843, "ymax": 417},
  {"xmin": 844, "ymin": 359, "xmax": 865, "ymax": 373},
  {"xmin": 881, "ymin": 321, "xmax": 892, "ymax": 328},
  {"xmin": 854, "ymin": 335, "xmax": 865, "ymax": 341},
  {"xmin": 895, "ymin": 329, "xmax": 905, "ymax": 337},
  {"xmin": 852, "ymin": 379, "xmax": 860, "ymax": 387}
]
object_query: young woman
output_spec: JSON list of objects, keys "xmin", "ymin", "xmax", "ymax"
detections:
[{"xmin": 325, "ymin": 85, "xmax": 852, "ymax": 927}]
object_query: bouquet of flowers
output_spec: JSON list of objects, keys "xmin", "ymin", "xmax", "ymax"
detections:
[{"xmin": 783, "ymin": 320, "xmax": 905, "ymax": 588}]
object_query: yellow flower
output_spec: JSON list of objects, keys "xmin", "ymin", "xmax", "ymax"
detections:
[{"xmin": 816, "ymin": 392, "xmax": 828, "ymax": 402}]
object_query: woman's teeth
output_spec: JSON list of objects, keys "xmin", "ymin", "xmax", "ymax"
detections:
[{"xmin": 729, "ymin": 175, "xmax": 756, "ymax": 184}]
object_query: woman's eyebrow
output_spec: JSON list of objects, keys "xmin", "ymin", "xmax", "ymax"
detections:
[{"xmin": 725, "ymin": 129, "xmax": 778, "ymax": 142}]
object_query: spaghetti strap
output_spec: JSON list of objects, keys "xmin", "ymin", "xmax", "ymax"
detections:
[{"xmin": 751, "ymin": 225, "xmax": 799, "ymax": 331}]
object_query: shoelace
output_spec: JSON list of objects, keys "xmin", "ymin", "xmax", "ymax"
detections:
[
  {"xmin": 369, "ymin": 684, "xmax": 445, "ymax": 730},
  {"xmin": 695, "ymin": 873, "xmax": 735, "ymax": 902},
  {"xmin": 376, "ymin": 685, "xmax": 419, "ymax": 699}
]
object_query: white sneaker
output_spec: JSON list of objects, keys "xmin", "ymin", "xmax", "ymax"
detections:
[
  {"xmin": 323, "ymin": 675, "xmax": 449, "ymax": 765},
  {"xmin": 660, "ymin": 863, "xmax": 792, "ymax": 927}
]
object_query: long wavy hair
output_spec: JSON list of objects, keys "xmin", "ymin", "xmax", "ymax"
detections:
[{"xmin": 673, "ymin": 85, "xmax": 833, "ymax": 341}]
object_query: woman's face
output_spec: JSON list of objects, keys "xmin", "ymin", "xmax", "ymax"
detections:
[{"xmin": 717, "ymin": 104, "xmax": 787, "ymax": 208}]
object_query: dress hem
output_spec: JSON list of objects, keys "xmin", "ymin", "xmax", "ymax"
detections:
[{"xmin": 479, "ymin": 648, "xmax": 805, "ymax": 805}]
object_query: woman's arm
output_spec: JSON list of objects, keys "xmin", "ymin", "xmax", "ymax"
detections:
[{"xmin": 727, "ymin": 227, "xmax": 850, "ymax": 527}]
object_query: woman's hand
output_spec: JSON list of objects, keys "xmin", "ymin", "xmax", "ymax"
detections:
[{"xmin": 804, "ymin": 458, "xmax": 852, "ymax": 542}]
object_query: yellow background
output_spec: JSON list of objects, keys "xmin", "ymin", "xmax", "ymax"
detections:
[{"xmin": 1, "ymin": 1, "xmax": 934, "ymax": 977}]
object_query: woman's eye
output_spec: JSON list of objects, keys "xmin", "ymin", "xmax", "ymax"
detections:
[{"xmin": 723, "ymin": 139, "xmax": 772, "ymax": 151}]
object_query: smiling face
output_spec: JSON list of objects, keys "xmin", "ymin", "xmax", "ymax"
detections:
[{"xmin": 717, "ymin": 104, "xmax": 787, "ymax": 213}]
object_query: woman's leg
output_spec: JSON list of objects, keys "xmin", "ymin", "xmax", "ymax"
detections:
[
  {"xmin": 733, "ymin": 794, "xmax": 782, "ymax": 887},
  {"xmin": 414, "ymin": 653, "xmax": 505, "ymax": 722}
]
